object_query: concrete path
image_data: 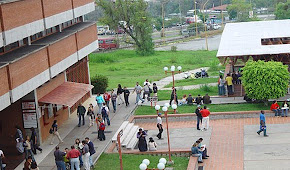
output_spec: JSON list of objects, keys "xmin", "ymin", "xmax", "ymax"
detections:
[
  {"xmin": 161, "ymin": 82, "xmax": 218, "ymax": 90},
  {"xmin": 16, "ymin": 93, "xmax": 139, "ymax": 170},
  {"xmin": 153, "ymin": 67, "xmax": 209, "ymax": 89}
]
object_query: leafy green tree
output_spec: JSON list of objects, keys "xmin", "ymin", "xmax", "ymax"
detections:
[
  {"xmin": 274, "ymin": 0, "xmax": 290, "ymax": 19},
  {"xmin": 96, "ymin": 0, "xmax": 154, "ymax": 56},
  {"xmin": 91, "ymin": 74, "xmax": 109, "ymax": 94},
  {"xmin": 227, "ymin": 0, "xmax": 252, "ymax": 21},
  {"xmin": 242, "ymin": 61, "xmax": 289, "ymax": 105}
]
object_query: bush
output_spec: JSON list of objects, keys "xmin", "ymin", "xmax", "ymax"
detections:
[
  {"xmin": 200, "ymin": 84, "xmax": 212, "ymax": 92},
  {"xmin": 91, "ymin": 75, "xmax": 108, "ymax": 94},
  {"xmin": 171, "ymin": 46, "xmax": 177, "ymax": 52}
]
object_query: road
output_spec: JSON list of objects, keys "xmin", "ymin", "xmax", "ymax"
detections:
[{"xmin": 155, "ymin": 34, "xmax": 222, "ymax": 51}]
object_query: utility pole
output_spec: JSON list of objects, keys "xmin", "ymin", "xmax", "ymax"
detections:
[
  {"xmin": 221, "ymin": 0, "xmax": 223, "ymax": 27},
  {"xmin": 178, "ymin": 0, "xmax": 182, "ymax": 32},
  {"xmin": 203, "ymin": 0, "xmax": 210, "ymax": 51},
  {"xmin": 194, "ymin": 0, "xmax": 198, "ymax": 35},
  {"xmin": 161, "ymin": 1, "xmax": 165, "ymax": 39}
]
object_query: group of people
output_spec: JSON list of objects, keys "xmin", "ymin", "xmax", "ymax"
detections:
[
  {"xmin": 179, "ymin": 94, "xmax": 212, "ymax": 106},
  {"xmin": 195, "ymin": 105, "xmax": 211, "ymax": 131},
  {"xmin": 137, "ymin": 128, "xmax": 158, "ymax": 152},
  {"xmin": 270, "ymin": 100, "xmax": 289, "ymax": 117},
  {"xmin": 54, "ymin": 137, "xmax": 95, "ymax": 170},
  {"xmin": 218, "ymin": 72, "xmax": 242, "ymax": 96},
  {"xmin": 191, "ymin": 138, "xmax": 209, "ymax": 163}
]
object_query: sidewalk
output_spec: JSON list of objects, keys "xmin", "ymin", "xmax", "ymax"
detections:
[{"xmin": 15, "ymin": 93, "xmax": 139, "ymax": 170}]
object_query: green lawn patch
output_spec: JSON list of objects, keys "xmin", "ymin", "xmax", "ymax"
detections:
[
  {"xmin": 164, "ymin": 77, "xmax": 218, "ymax": 88},
  {"xmin": 157, "ymin": 85, "xmax": 218, "ymax": 101},
  {"xmin": 135, "ymin": 103, "xmax": 270, "ymax": 115},
  {"xmin": 89, "ymin": 50, "xmax": 218, "ymax": 89},
  {"xmin": 94, "ymin": 153, "xmax": 189, "ymax": 170}
]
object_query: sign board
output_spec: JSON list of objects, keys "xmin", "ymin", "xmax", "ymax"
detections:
[{"xmin": 22, "ymin": 101, "xmax": 38, "ymax": 129}]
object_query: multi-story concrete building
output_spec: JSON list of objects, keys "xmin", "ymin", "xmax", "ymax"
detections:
[{"xmin": 0, "ymin": 0, "xmax": 98, "ymax": 165}]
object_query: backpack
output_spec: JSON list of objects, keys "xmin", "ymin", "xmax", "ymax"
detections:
[
  {"xmin": 99, "ymin": 122, "xmax": 105, "ymax": 131},
  {"xmin": 101, "ymin": 107, "xmax": 107, "ymax": 116}
]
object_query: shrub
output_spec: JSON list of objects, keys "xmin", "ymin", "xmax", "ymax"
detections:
[
  {"xmin": 200, "ymin": 84, "xmax": 212, "ymax": 92},
  {"xmin": 91, "ymin": 75, "xmax": 108, "ymax": 94},
  {"xmin": 171, "ymin": 46, "xmax": 177, "ymax": 52}
]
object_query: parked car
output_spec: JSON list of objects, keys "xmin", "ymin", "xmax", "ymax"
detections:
[
  {"xmin": 98, "ymin": 37, "xmax": 119, "ymax": 50},
  {"xmin": 212, "ymin": 24, "xmax": 221, "ymax": 30}
]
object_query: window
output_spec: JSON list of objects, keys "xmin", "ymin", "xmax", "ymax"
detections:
[
  {"xmin": 98, "ymin": 40, "xmax": 104, "ymax": 44},
  {"xmin": 4, "ymin": 41, "xmax": 19, "ymax": 52},
  {"xmin": 30, "ymin": 32, "xmax": 43, "ymax": 42}
]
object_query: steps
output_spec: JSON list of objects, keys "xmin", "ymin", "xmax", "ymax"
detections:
[{"xmin": 112, "ymin": 121, "xmax": 140, "ymax": 150}]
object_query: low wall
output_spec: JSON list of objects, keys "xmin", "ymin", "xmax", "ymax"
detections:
[{"xmin": 132, "ymin": 110, "xmax": 273, "ymax": 123}]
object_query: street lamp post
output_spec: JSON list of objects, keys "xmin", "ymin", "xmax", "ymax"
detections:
[
  {"xmin": 155, "ymin": 104, "xmax": 177, "ymax": 164},
  {"xmin": 194, "ymin": 0, "xmax": 198, "ymax": 35},
  {"xmin": 202, "ymin": 0, "xmax": 210, "ymax": 51},
  {"xmin": 117, "ymin": 130, "xmax": 124, "ymax": 170},
  {"xmin": 163, "ymin": 66, "xmax": 182, "ymax": 105},
  {"xmin": 221, "ymin": 0, "xmax": 224, "ymax": 27}
]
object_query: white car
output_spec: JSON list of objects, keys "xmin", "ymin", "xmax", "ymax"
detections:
[{"xmin": 213, "ymin": 24, "xmax": 221, "ymax": 30}]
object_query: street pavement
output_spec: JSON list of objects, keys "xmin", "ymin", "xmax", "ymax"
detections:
[{"xmin": 155, "ymin": 34, "xmax": 221, "ymax": 51}]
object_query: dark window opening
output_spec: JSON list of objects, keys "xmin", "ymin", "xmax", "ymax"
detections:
[{"xmin": 262, "ymin": 37, "xmax": 290, "ymax": 45}]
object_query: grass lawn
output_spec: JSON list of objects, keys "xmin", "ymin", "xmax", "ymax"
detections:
[
  {"xmin": 94, "ymin": 153, "xmax": 189, "ymax": 170},
  {"xmin": 89, "ymin": 50, "xmax": 220, "ymax": 89},
  {"xmin": 157, "ymin": 85, "xmax": 218, "ymax": 101},
  {"xmin": 164, "ymin": 77, "xmax": 218, "ymax": 88},
  {"xmin": 135, "ymin": 103, "xmax": 270, "ymax": 115}
]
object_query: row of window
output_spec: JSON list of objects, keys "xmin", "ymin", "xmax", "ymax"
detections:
[
  {"xmin": 0, "ymin": 17, "xmax": 83, "ymax": 54},
  {"xmin": 261, "ymin": 37, "xmax": 290, "ymax": 45}
]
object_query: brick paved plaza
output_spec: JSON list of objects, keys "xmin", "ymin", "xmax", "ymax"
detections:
[{"xmin": 136, "ymin": 117, "xmax": 290, "ymax": 170}]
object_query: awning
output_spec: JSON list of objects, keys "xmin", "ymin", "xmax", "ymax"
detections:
[{"xmin": 38, "ymin": 82, "xmax": 93, "ymax": 107}]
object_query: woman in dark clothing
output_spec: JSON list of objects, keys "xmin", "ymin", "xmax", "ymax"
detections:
[
  {"xmin": 117, "ymin": 84, "xmax": 124, "ymax": 105},
  {"xmin": 30, "ymin": 127, "xmax": 42, "ymax": 155},
  {"xmin": 137, "ymin": 128, "xmax": 148, "ymax": 152}
]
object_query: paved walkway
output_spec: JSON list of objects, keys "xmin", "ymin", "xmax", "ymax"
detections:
[
  {"xmin": 135, "ymin": 117, "xmax": 290, "ymax": 170},
  {"xmin": 15, "ymin": 93, "xmax": 139, "ymax": 170},
  {"xmin": 161, "ymin": 82, "xmax": 218, "ymax": 90}
]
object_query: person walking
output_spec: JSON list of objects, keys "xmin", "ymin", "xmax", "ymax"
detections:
[
  {"xmin": 153, "ymin": 83, "xmax": 158, "ymax": 97},
  {"xmin": 104, "ymin": 92, "xmax": 111, "ymax": 110},
  {"xmin": 81, "ymin": 140, "xmax": 90, "ymax": 170},
  {"xmin": 156, "ymin": 113, "xmax": 163, "ymax": 139},
  {"xmin": 24, "ymin": 136, "xmax": 35, "ymax": 161},
  {"xmin": 111, "ymin": 89, "xmax": 117, "ymax": 113},
  {"xmin": 200, "ymin": 106, "xmax": 210, "ymax": 131},
  {"xmin": 169, "ymin": 87, "xmax": 178, "ymax": 105},
  {"xmin": 67, "ymin": 146, "xmax": 81, "ymax": 170},
  {"xmin": 218, "ymin": 75, "xmax": 225, "ymax": 96},
  {"xmin": 97, "ymin": 119, "xmax": 106, "ymax": 141},
  {"xmin": 15, "ymin": 125, "xmax": 24, "ymax": 154},
  {"xmin": 30, "ymin": 127, "xmax": 42, "ymax": 155},
  {"xmin": 96, "ymin": 93, "xmax": 105, "ymax": 114},
  {"xmin": 117, "ymin": 84, "xmax": 124, "ymax": 105},
  {"xmin": 77, "ymin": 103, "xmax": 86, "ymax": 127},
  {"xmin": 101, "ymin": 103, "xmax": 110, "ymax": 126},
  {"xmin": 257, "ymin": 111, "xmax": 268, "ymax": 137},
  {"xmin": 123, "ymin": 87, "xmax": 130, "ymax": 107},
  {"xmin": 133, "ymin": 82, "xmax": 145, "ymax": 104},
  {"xmin": 226, "ymin": 73, "xmax": 233, "ymax": 95},
  {"xmin": 143, "ymin": 83, "xmax": 151, "ymax": 101},
  {"xmin": 74, "ymin": 139, "xmax": 84, "ymax": 167},
  {"xmin": 85, "ymin": 137, "xmax": 96, "ymax": 168},
  {"xmin": 195, "ymin": 105, "xmax": 202, "ymax": 130},
  {"xmin": 87, "ymin": 104, "xmax": 95, "ymax": 127},
  {"xmin": 54, "ymin": 146, "xmax": 66, "ymax": 170},
  {"xmin": 50, "ymin": 120, "xmax": 63, "ymax": 145}
]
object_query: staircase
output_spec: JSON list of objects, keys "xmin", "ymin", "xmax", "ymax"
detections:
[
  {"xmin": 229, "ymin": 84, "xmax": 245, "ymax": 97},
  {"xmin": 112, "ymin": 121, "xmax": 140, "ymax": 150}
]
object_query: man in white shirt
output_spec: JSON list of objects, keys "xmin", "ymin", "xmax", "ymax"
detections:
[
  {"xmin": 157, "ymin": 113, "xmax": 163, "ymax": 139},
  {"xmin": 133, "ymin": 82, "xmax": 145, "ymax": 104},
  {"xmin": 143, "ymin": 79, "xmax": 151, "ymax": 87}
]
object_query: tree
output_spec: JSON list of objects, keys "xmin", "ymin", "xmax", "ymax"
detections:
[
  {"xmin": 91, "ymin": 74, "xmax": 109, "ymax": 94},
  {"xmin": 227, "ymin": 0, "xmax": 252, "ymax": 21},
  {"xmin": 274, "ymin": 0, "xmax": 290, "ymax": 19},
  {"xmin": 242, "ymin": 61, "xmax": 289, "ymax": 105},
  {"xmin": 96, "ymin": 0, "xmax": 154, "ymax": 56}
]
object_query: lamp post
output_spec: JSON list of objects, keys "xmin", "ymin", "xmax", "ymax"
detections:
[
  {"xmin": 221, "ymin": 0, "xmax": 224, "ymax": 27},
  {"xmin": 117, "ymin": 130, "xmax": 124, "ymax": 170},
  {"xmin": 154, "ymin": 104, "xmax": 177, "ymax": 164},
  {"xmin": 202, "ymin": 0, "xmax": 210, "ymax": 51},
  {"xmin": 163, "ymin": 65, "xmax": 182, "ymax": 105},
  {"xmin": 139, "ymin": 158, "xmax": 167, "ymax": 170}
]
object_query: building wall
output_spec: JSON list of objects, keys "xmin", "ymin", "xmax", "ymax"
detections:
[
  {"xmin": 8, "ymin": 48, "xmax": 50, "ymax": 102},
  {"xmin": 72, "ymin": 0, "xmax": 95, "ymax": 18},
  {"xmin": 42, "ymin": 0, "xmax": 73, "ymax": 29},
  {"xmin": 47, "ymin": 35, "xmax": 78, "ymax": 78},
  {"xmin": 0, "ymin": 0, "xmax": 44, "ymax": 45},
  {"xmin": 0, "ymin": 66, "xmax": 10, "ymax": 111},
  {"xmin": 76, "ymin": 25, "xmax": 98, "ymax": 60}
]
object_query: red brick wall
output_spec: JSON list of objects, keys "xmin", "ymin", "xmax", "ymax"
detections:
[
  {"xmin": 37, "ymin": 73, "xmax": 65, "ymax": 100},
  {"xmin": 72, "ymin": 0, "xmax": 94, "ymax": 8},
  {"xmin": 76, "ymin": 25, "xmax": 98, "ymax": 50},
  {"xmin": 0, "ymin": 66, "xmax": 9, "ymax": 95},
  {"xmin": 42, "ymin": 0, "xmax": 73, "ymax": 18},
  {"xmin": 48, "ymin": 35, "xmax": 77, "ymax": 67},
  {"xmin": 8, "ymin": 48, "xmax": 49, "ymax": 89},
  {"xmin": 0, "ymin": 0, "xmax": 43, "ymax": 31}
]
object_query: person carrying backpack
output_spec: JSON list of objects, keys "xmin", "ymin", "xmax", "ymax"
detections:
[
  {"xmin": 101, "ymin": 103, "xmax": 110, "ymax": 126},
  {"xmin": 98, "ymin": 119, "xmax": 106, "ymax": 141}
]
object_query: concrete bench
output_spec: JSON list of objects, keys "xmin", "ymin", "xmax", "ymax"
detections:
[
  {"xmin": 112, "ymin": 121, "xmax": 129, "ymax": 142},
  {"xmin": 122, "ymin": 125, "xmax": 139, "ymax": 148}
]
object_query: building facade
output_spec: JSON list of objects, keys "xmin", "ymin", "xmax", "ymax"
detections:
[{"xmin": 0, "ymin": 0, "xmax": 98, "ymax": 161}]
